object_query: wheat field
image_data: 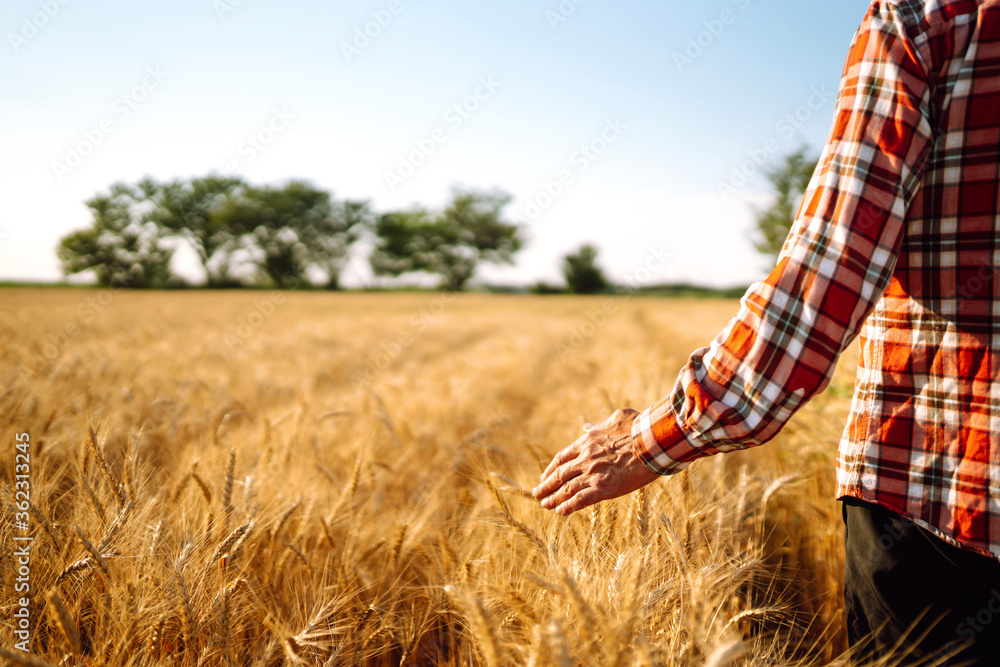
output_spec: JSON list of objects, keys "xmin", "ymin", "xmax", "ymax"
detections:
[{"xmin": 0, "ymin": 288, "xmax": 875, "ymax": 666}]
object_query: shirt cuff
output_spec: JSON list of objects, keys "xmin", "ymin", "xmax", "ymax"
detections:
[{"xmin": 630, "ymin": 401, "xmax": 704, "ymax": 476}]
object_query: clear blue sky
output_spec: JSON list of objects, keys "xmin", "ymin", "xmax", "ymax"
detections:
[{"xmin": 1, "ymin": 0, "xmax": 873, "ymax": 288}]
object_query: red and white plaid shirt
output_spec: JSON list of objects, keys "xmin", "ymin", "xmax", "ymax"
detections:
[{"xmin": 632, "ymin": 0, "xmax": 1000, "ymax": 560}]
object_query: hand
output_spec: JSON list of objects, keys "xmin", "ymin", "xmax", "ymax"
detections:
[{"xmin": 532, "ymin": 408, "xmax": 659, "ymax": 516}]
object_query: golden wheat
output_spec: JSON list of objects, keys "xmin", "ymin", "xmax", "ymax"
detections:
[{"xmin": 0, "ymin": 289, "xmax": 874, "ymax": 664}]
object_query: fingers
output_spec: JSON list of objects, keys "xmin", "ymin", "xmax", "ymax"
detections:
[
  {"xmin": 535, "ymin": 421, "xmax": 608, "ymax": 502},
  {"xmin": 533, "ymin": 461, "xmax": 582, "ymax": 501},
  {"xmin": 540, "ymin": 438, "xmax": 583, "ymax": 481},
  {"xmin": 554, "ymin": 486, "xmax": 603, "ymax": 516},
  {"xmin": 534, "ymin": 409, "xmax": 645, "ymax": 515},
  {"xmin": 539, "ymin": 474, "xmax": 588, "ymax": 510}
]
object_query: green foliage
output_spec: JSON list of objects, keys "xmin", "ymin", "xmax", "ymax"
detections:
[
  {"xmin": 58, "ymin": 176, "xmax": 372, "ymax": 289},
  {"xmin": 147, "ymin": 175, "xmax": 247, "ymax": 287},
  {"xmin": 529, "ymin": 281, "xmax": 566, "ymax": 295},
  {"xmin": 628, "ymin": 282, "xmax": 751, "ymax": 299},
  {"xmin": 57, "ymin": 183, "xmax": 174, "ymax": 288},
  {"xmin": 224, "ymin": 180, "xmax": 370, "ymax": 289},
  {"xmin": 370, "ymin": 187, "xmax": 523, "ymax": 291},
  {"xmin": 562, "ymin": 244, "xmax": 609, "ymax": 294},
  {"xmin": 752, "ymin": 146, "xmax": 819, "ymax": 264}
]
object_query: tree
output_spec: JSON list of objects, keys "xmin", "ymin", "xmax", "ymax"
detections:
[
  {"xmin": 147, "ymin": 175, "xmax": 247, "ymax": 287},
  {"xmin": 58, "ymin": 183, "xmax": 174, "ymax": 288},
  {"xmin": 312, "ymin": 199, "xmax": 373, "ymax": 289},
  {"xmin": 562, "ymin": 244, "xmax": 609, "ymax": 294},
  {"xmin": 752, "ymin": 146, "xmax": 819, "ymax": 263},
  {"xmin": 225, "ymin": 180, "xmax": 369, "ymax": 289},
  {"xmin": 370, "ymin": 187, "xmax": 523, "ymax": 291}
]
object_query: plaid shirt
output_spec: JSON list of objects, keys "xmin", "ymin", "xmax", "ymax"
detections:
[{"xmin": 632, "ymin": 0, "xmax": 1000, "ymax": 560}]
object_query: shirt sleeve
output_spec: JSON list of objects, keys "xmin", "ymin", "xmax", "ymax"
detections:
[{"xmin": 632, "ymin": 1, "xmax": 936, "ymax": 475}]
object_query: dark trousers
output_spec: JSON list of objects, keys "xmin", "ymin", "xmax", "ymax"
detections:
[{"xmin": 843, "ymin": 497, "xmax": 1000, "ymax": 665}]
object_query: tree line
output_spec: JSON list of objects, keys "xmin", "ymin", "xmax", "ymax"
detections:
[
  {"xmin": 58, "ymin": 149, "xmax": 816, "ymax": 293},
  {"xmin": 58, "ymin": 176, "xmax": 523, "ymax": 291}
]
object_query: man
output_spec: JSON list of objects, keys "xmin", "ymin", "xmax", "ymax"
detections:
[{"xmin": 533, "ymin": 0, "xmax": 1000, "ymax": 662}]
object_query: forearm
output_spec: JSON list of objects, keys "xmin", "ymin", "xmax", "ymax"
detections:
[{"xmin": 633, "ymin": 3, "xmax": 934, "ymax": 475}]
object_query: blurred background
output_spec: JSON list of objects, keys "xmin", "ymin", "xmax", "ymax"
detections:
[{"xmin": 1, "ymin": 0, "xmax": 872, "ymax": 290}]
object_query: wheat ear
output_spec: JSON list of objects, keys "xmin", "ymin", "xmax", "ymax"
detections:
[
  {"xmin": 88, "ymin": 427, "xmax": 127, "ymax": 507},
  {"xmin": 46, "ymin": 589, "xmax": 82, "ymax": 657}
]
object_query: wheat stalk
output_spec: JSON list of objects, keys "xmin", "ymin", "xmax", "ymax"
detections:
[
  {"xmin": 172, "ymin": 564, "xmax": 196, "ymax": 652},
  {"xmin": 147, "ymin": 612, "xmax": 167, "ymax": 658},
  {"xmin": 548, "ymin": 617, "xmax": 574, "ymax": 667},
  {"xmin": 704, "ymin": 639, "xmax": 746, "ymax": 667},
  {"xmin": 88, "ymin": 427, "xmax": 127, "ymax": 508},
  {"xmin": 56, "ymin": 557, "xmax": 94, "ymax": 583},
  {"xmin": 79, "ymin": 471, "xmax": 107, "ymax": 523},
  {"xmin": 0, "ymin": 647, "xmax": 57, "ymax": 667},
  {"xmin": 445, "ymin": 586, "xmax": 500, "ymax": 667},
  {"xmin": 97, "ymin": 498, "xmax": 134, "ymax": 553},
  {"xmin": 320, "ymin": 516, "xmax": 337, "ymax": 550},
  {"xmin": 46, "ymin": 589, "xmax": 82, "ymax": 657},
  {"xmin": 222, "ymin": 446, "xmax": 236, "ymax": 535},
  {"xmin": 761, "ymin": 474, "xmax": 804, "ymax": 509},
  {"xmin": 73, "ymin": 526, "xmax": 110, "ymax": 579},
  {"xmin": 190, "ymin": 470, "xmax": 213, "ymax": 504},
  {"xmin": 286, "ymin": 540, "xmax": 315, "ymax": 576},
  {"xmin": 214, "ymin": 520, "xmax": 253, "ymax": 563},
  {"xmin": 503, "ymin": 586, "xmax": 539, "ymax": 624},
  {"xmin": 484, "ymin": 478, "xmax": 546, "ymax": 554},
  {"xmin": 123, "ymin": 432, "xmax": 140, "ymax": 502},
  {"xmin": 281, "ymin": 635, "xmax": 307, "ymax": 663},
  {"xmin": 315, "ymin": 462, "xmax": 336, "ymax": 486},
  {"xmin": 174, "ymin": 538, "xmax": 198, "ymax": 570},
  {"xmin": 557, "ymin": 566, "xmax": 602, "ymax": 658},
  {"xmin": 633, "ymin": 486, "xmax": 649, "ymax": 541},
  {"xmin": 354, "ymin": 603, "xmax": 375, "ymax": 631},
  {"xmin": 489, "ymin": 472, "xmax": 535, "ymax": 500},
  {"xmin": 390, "ymin": 523, "xmax": 408, "ymax": 565},
  {"xmin": 172, "ymin": 471, "xmax": 192, "ymax": 502},
  {"xmin": 110, "ymin": 583, "xmax": 141, "ymax": 664},
  {"xmin": 148, "ymin": 518, "xmax": 164, "ymax": 558},
  {"xmin": 272, "ymin": 498, "xmax": 302, "ymax": 542},
  {"xmin": 328, "ymin": 456, "xmax": 364, "ymax": 520},
  {"xmin": 721, "ymin": 606, "xmax": 785, "ymax": 633},
  {"xmin": 216, "ymin": 576, "xmax": 246, "ymax": 658}
]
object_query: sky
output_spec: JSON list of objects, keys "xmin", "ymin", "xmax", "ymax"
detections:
[{"xmin": 1, "ymin": 0, "xmax": 874, "ymax": 288}]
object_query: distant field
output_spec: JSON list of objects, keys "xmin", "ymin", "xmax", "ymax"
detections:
[{"xmin": 0, "ymin": 289, "xmax": 863, "ymax": 665}]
